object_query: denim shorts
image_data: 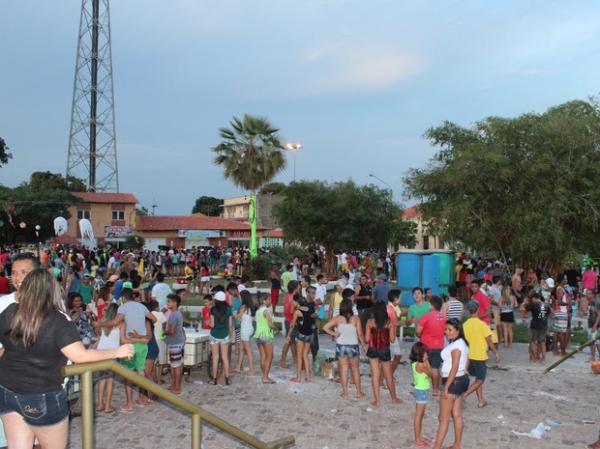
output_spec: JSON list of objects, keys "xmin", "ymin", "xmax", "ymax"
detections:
[
  {"xmin": 468, "ymin": 360, "xmax": 487, "ymax": 381},
  {"xmin": 441, "ymin": 374, "xmax": 469, "ymax": 396},
  {"xmin": 0, "ymin": 384, "xmax": 69, "ymax": 427},
  {"xmin": 336, "ymin": 344, "xmax": 360, "ymax": 359},
  {"xmin": 413, "ymin": 388, "xmax": 431, "ymax": 404},
  {"xmin": 428, "ymin": 349, "xmax": 442, "ymax": 369},
  {"xmin": 296, "ymin": 332, "xmax": 313, "ymax": 344}
]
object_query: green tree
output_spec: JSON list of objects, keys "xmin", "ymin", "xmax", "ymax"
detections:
[
  {"xmin": 0, "ymin": 172, "xmax": 79, "ymax": 243},
  {"xmin": 0, "ymin": 137, "xmax": 11, "ymax": 168},
  {"xmin": 273, "ymin": 180, "xmax": 411, "ymax": 251},
  {"xmin": 191, "ymin": 196, "xmax": 223, "ymax": 216},
  {"xmin": 212, "ymin": 115, "xmax": 287, "ymax": 256},
  {"xmin": 259, "ymin": 182, "xmax": 287, "ymax": 195},
  {"xmin": 29, "ymin": 171, "xmax": 87, "ymax": 192},
  {"xmin": 404, "ymin": 99, "xmax": 600, "ymax": 269}
]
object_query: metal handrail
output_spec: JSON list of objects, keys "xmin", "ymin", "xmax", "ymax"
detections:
[{"xmin": 62, "ymin": 361, "xmax": 295, "ymax": 449}]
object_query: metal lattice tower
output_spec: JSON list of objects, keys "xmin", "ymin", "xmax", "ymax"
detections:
[{"xmin": 67, "ymin": 0, "xmax": 119, "ymax": 192}]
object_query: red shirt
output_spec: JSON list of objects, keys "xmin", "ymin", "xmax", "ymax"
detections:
[
  {"xmin": 202, "ymin": 306, "xmax": 212, "ymax": 329},
  {"xmin": 473, "ymin": 290, "xmax": 490, "ymax": 324},
  {"xmin": 419, "ymin": 311, "xmax": 447, "ymax": 350},
  {"xmin": 0, "ymin": 276, "xmax": 9, "ymax": 294},
  {"xmin": 284, "ymin": 293, "xmax": 294, "ymax": 323}
]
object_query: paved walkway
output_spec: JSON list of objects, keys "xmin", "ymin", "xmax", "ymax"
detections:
[{"xmin": 68, "ymin": 337, "xmax": 600, "ymax": 449}]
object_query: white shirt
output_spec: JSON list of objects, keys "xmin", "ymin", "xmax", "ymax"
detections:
[
  {"xmin": 151, "ymin": 282, "xmax": 172, "ymax": 309},
  {"xmin": 340, "ymin": 253, "xmax": 348, "ymax": 264},
  {"xmin": 313, "ymin": 283, "xmax": 327, "ymax": 302},
  {"xmin": 238, "ymin": 284, "xmax": 248, "ymax": 293},
  {"xmin": 441, "ymin": 338, "xmax": 469, "ymax": 377},
  {"xmin": 97, "ymin": 327, "xmax": 120, "ymax": 350},
  {"xmin": 0, "ymin": 292, "xmax": 16, "ymax": 316}
]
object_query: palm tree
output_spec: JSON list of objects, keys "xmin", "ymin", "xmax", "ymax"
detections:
[{"xmin": 212, "ymin": 114, "xmax": 286, "ymax": 257}]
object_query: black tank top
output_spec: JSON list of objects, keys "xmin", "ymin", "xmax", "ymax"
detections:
[
  {"xmin": 356, "ymin": 285, "xmax": 372, "ymax": 310},
  {"xmin": 297, "ymin": 306, "xmax": 315, "ymax": 336}
]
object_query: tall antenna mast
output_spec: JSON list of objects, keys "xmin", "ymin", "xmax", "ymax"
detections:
[{"xmin": 66, "ymin": 0, "xmax": 119, "ymax": 192}]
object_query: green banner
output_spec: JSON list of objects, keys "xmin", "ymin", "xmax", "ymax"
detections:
[{"xmin": 249, "ymin": 194, "xmax": 257, "ymax": 258}]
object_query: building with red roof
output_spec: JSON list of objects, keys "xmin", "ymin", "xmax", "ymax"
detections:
[
  {"xmin": 135, "ymin": 214, "xmax": 267, "ymax": 250},
  {"xmin": 60, "ymin": 192, "xmax": 139, "ymax": 246},
  {"xmin": 401, "ymin": 204, "xmax": 447, "ymax": 251}
]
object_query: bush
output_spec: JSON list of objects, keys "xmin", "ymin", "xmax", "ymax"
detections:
[
  {"xmin": 124, "ymin": 234, "xmax": 145, "ymax": 249},
  {"xmin": 247, "ymin": 255, "xmax": 272, "ymax": 280},
  {"xmin": 267, "ymin": 245, "xmax": 309, "ymax": 266}
]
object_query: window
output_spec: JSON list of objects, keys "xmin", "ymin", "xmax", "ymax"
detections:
[
  {"xmin": 112, "ymin": 210, "xmax": 125, "ymax": 220},
  {"xmin": 77, "ymin": 209, "xmax": 91, "ymax": 220},
  {"xmin": 423, "ymin": 235, "xmax": 430, "ymax": 250}
]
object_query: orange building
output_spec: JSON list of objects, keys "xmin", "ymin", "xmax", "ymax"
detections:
[{"xmin": 61, "ymin": 192, "xmax": 138, "ymax": 246}]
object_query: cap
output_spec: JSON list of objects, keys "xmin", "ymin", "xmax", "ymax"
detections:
[
  {"xmin": 214, "ymin": 291, "xmax": 226, "ymax": 302},
  {"xmin": 377, "ymin": 273, "xmax": 388, "ymax": 281},
  {"xmin": 83, "ymin": 272, "xmax": 92, "ymax": 278},
  {"xmin": 122, "ymin": 281, "xmax": 133, "ymax": 289},
  {"xmin": 546, "ymin": 278, "xmax": 555, "ymax": 289},
  {"xmin": 466, "ymin": 300, "xmax": 479, "ymax": 313}
]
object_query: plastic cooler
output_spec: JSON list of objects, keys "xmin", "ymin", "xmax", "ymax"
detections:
[{"xmin": 184, "ymin": 330, "xmax": 210, "ymax": 367}]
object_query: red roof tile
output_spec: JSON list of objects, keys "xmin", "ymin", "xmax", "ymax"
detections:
[
  {"xmin": 136, "ymin": 214, "xmax": 260, "ymax": 231},
  {"xmin": 73, "ymin": 192, "xmax": 138, "ymax": 204},
  {"xmin": 263, "ymin": 228, "xmax": 284, "ymax": 238},
  {"xmin": 403, "ymin": 205, "xmax": 422, "ymax": 220}
]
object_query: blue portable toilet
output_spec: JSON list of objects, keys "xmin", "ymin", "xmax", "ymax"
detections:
[{"xmin": 396, "ymin": 250, "xmax": 455, "ymax": 307}]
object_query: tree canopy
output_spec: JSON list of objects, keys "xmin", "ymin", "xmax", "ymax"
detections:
[
  {"xmin": 191, "ymin": 196, "xmax": 223, "ymax": 216},
  {"xmin": 404, "ymin": 99, "xmax": 600, "ymax": 269},
  {"xmin": 0, "ymin": 172, "xmax": 81, "ymax": 243},
  {"xmin": 0, "ymin": 137, "xmax": 12, "ymax": 168},
  {"xmin": 212, "ymin": 115, "xmax": 286, "ymax": 192},
  {"xmin": 273, "ymin": 180, "xmax": 415, "ymax": 250},
  {"xmin": 259, "ymin": 182, "xmax": 287, "ymax": 195}
]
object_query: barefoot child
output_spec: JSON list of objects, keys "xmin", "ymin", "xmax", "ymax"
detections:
[
  {"xmin": 96, "ymin": 304, "xmax": 120, "ymax": 413},
  {"xmin": 366, "ymin": 302, "xmax": 401, "ymax": 407},
  {"xmin": 323, "ymin": 297, "xmax": 366, "ymax": 400},
  {"xmin": 164, "ymin": 294, "xmax": 185, "ymax": 394},
  {"xmin": 254, "ymin": 294, "xmax": 279, "ymax": 384},
  {"xmin": 235, "ymin": 290, "xmax": 255, "ymax": 375},
  {"xmin": 410, "ymin": 341, "xmax": 433, "ymax": 447}
]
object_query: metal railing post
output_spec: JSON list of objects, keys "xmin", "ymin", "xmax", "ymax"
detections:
[
  {"xmin": 191, "ymin": 414, "xmax": 202, "ymax": 449},
  {"xmin": 80, "ymin": 370, "xmax": 95, "ymax": 449}
]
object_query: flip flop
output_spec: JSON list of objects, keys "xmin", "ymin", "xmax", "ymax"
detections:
[{"xmin": 118, "ymin": 407, "xmax": 134, "ymax": 414}]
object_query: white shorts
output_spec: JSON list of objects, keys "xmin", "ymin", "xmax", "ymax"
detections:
[
  {"xmin": 240, "ymin": 325, "xmax": 254, "ymax": 342},
  {"xmin": 157, "ymin": 340, "xmax": 168, "ymax": 365},
  {"xmin": 201, "ymin": 276, "xmax": 210, "ymax": 282},
  {"xmin": 390, "ymin": 339, "xmax": 401, "ymax": 357},
  {"xmin": 210, "ymin": 335, "xmax": 230, "ymax": 345}
]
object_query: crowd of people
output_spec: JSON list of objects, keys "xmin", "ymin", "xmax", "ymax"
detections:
[{"xmin": 1, "ymin": 245, "xmax": 600, "ymax": 449}]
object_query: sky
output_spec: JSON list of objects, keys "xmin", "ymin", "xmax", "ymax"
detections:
[{"xmin": 2, "ymin": 0, "xmax": 600, "ymax": 214}]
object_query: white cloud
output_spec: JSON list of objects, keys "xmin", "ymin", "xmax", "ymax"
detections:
[{"xmin": 300, "ymin": 42, "xmax": 424, "ymax": 94}]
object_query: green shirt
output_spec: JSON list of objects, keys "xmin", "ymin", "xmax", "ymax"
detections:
[
  {"xmin": 210, "ymin": 307, "xmax": 232, "ymax": 339},
  {"xmin": 281, "ymin": 271, "xmax": 295, "ymax": 292},
  {"xmin": 408, "ymin": 301, "xmax": 431, "ymax": 322},
  {"xmin": 412, "ymin": 362, "xmax": 432, "ymax": 390},
  {"xmin": 78, "ymin": 284, "xmax": 94, "ymax": 305}
]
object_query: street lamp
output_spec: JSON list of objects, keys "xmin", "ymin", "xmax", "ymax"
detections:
[
  {"xmin": 285, "ymin": 142, "xmax": 303, "ymax": 182},
  {"xmin": 368, "ymin": 173, "xmax": 393, "ymax": 191},
  {"xmin": 35, "ymin": 225, "xmax": 41, "ymax": 258}
]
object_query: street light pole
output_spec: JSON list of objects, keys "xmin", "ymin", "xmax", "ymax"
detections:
[
  {"xmin": 368, "ymin": 173, "xmax": 393, "ymax": 191},
  {"xmin": 285, "ymin": 143, "xmax": 303, "ymax": 182}
]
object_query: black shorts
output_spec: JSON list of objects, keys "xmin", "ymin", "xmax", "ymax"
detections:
[
  {"xmin": 442, "ymin": 374, "xmax": 469, "ymax": 396},
  {"xmin": 468, "ymin": 360, "xmax": 487, "ymax": 381},
  {"xmin": 367, "ymin": 347, "xmax": 391, "ymax": 362},
  {"xmin": 530, "ymin": 327, "xmax": 547, "ymax": 344},
  {"xmin": 428, "ymin": 349, "xmax": 442, "ymax": 369},
  {"xmin": 500, "ymin": 312, "xmax": 514, "ymax": 323}
]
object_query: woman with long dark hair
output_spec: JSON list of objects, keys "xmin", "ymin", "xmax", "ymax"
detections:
[
  {"xmin": 0, "ymin": 269, "xmax": 133, "ymax": 449},
  {"xmin": 365, "ymin": 301, "xmax": 401, "ymax": 407},
  {"xmin": 432, "ymin": 318, "xmax": 469, "ymax": 449},
  {"xmin": 209, "ymin": 291, "xmax": 233, "ymax": 385}
]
